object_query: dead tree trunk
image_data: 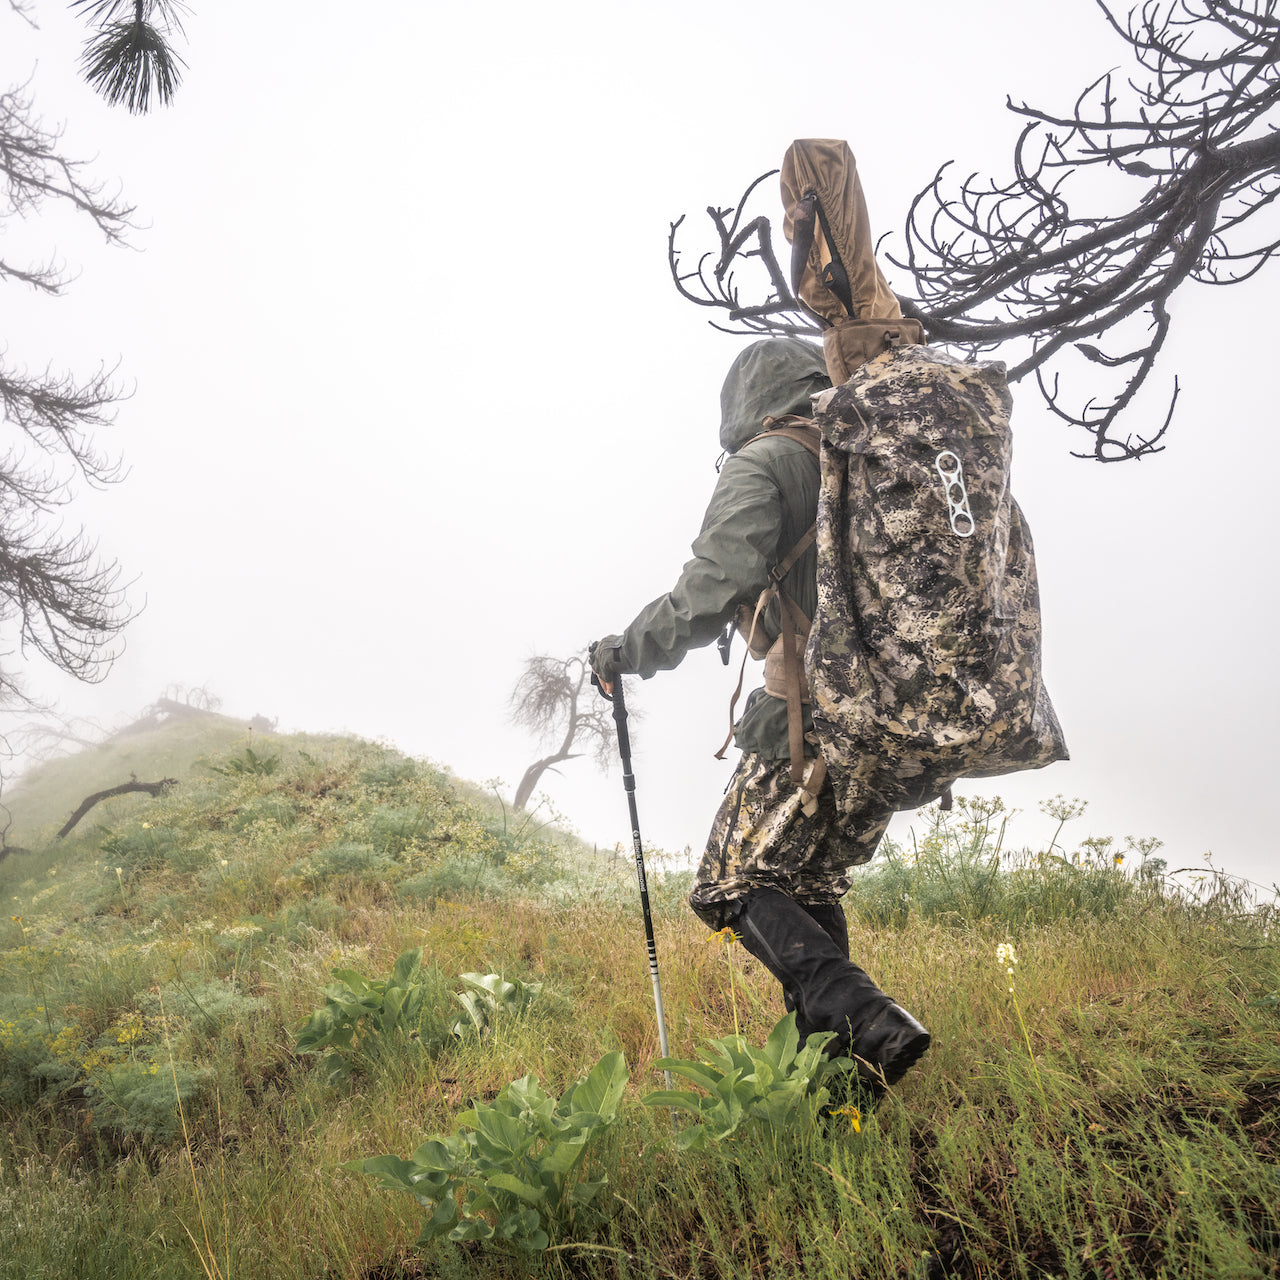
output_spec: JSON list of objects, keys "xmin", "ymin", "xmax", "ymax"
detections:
[
  {"xmin": 513, "ymin": 750, "xmax": 582, "ymax": 812},
  {"xmin": 57, "ymin": 778, "xmax": 177, "ymax": 839}
]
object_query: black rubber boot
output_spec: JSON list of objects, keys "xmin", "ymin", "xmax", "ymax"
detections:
[
  {"xmin": 852, "ymin": 1001, "xmax": 931, "ymax": 1088},
  {"xmin": 733, "ymin": 887, "xmax": 930, "ymax": 1095},
  {"xmin": 734, "ymin": 888, "xmax": 888, "ymax": 1053}
]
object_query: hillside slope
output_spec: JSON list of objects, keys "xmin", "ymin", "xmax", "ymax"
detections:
[{"xmin": 0, "ymin": 725, "xmax": 1275, "ymax": 1279}]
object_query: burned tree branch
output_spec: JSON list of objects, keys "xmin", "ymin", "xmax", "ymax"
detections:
[
  {"xmin": 668, "ymin": 172, "xmax": 821, "ymax": 339},
  {"xmin": 666, "ymin": 1, "xmax": 1280, "ymax": 461},
  {"xmin": 56, "ymin": 776, "xmax": 177, "ymax": 839}
]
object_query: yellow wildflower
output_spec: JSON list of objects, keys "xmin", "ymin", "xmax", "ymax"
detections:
[{"xmin": 829, "ymin": 1103, "xmax": 862, "ymax": 1133}]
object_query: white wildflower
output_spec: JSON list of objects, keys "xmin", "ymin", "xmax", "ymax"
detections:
[{"xmin": 220, "ymin": 924, "xmax": 263, "ymax": 941}]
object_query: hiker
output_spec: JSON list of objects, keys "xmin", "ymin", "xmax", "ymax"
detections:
[{"xmin": 589, "ymin": 336, "xmax": 930, "ymax": 1098}]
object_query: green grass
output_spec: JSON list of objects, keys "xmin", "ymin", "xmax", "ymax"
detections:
[{"xmin": 0, "ymin": 723, "xmax": 1276, "ymax": 1279}]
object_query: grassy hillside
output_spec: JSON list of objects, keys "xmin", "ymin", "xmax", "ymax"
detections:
[
  {"xmin": 0, "ymin": 723, "xmax": 1276, "ymax": 1279},
  {"xmin": 1, "ymin": 712, "xmax": 255, "ymax": 849}
]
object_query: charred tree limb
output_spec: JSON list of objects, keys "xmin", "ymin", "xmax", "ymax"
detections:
[
  {"xmin": 665, "ymin": 0, "xmax": 1280, "ymax": 461},
  {"xmin": 56, "ymin": 776, "xmax": 176, "ymax": 839}
]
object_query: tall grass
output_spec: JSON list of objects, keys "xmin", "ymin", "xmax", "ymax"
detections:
[{"xmin": 0, "ymin": 726, "xmax": 1275, "ymax": 1278}]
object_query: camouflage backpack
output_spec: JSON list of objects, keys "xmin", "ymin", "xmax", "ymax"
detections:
[{"xmin": 774, "ymin": 139, "xmax": 1068, "ymax": 819}]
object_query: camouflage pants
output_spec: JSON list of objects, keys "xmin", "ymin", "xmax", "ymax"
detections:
[{"xmin": 688, "ymin": 752, "xmax": 891, "ymax": 931}]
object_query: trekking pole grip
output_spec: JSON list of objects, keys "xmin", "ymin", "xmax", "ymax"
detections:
[{"xmin": 610, "ymin": 677, "xmax": 635, "ymax": 781}]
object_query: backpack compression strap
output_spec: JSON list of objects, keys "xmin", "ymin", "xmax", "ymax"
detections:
[{"xmin": 789, "ymin": 191, "xmax": 858, "ymax": 324}]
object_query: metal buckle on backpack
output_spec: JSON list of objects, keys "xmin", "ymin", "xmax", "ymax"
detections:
[{"xmin": 935, "ymin": 450, "xmax": 975, "ymax": 537}]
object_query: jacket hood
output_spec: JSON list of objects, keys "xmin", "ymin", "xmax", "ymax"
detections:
[{"xmin": 719, "ymin": 338, "xmax": 831, "ymax": 454}]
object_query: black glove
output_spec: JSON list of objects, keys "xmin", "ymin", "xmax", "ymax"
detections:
[{"xmin": 588, "ymin": 635, "xmax": 624, "ymax": 683}]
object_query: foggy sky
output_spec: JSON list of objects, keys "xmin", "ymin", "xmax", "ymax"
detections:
[{"xmin": 4, "ymin": 0, "xmax": 1276, "ymax": 893}]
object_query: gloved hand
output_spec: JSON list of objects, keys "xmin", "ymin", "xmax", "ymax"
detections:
[{"xmin": 588, "ymin": 635, "xmax": 624, "ymax": 684}]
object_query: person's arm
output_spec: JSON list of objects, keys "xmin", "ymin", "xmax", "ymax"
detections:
[{"xmin": 592, "ymin": 453, "xmax": 784, "ymax": 683}]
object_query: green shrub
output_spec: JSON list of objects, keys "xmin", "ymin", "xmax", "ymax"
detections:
[
  {"xmin": 208, "ymin": 747, "xmax": 280, "ymax": 777},
  {"xmin": 225, "ymin": 795, "xmax": 298, "ymax": 833},
  {"xmin": 849, "ymin": 795, "xmax": 1163, "ymax": 927},
  {"xmin": 145, "ymin": 977, "xmax": 264, "ymax": 1036},
  {"xmin": 88, "ymin": 1057, "xmax": 209, "ymax": 1143},
  {"xmin": 397, "ymin": 856, "xmax": 506, "ymax": 902},
  {"xmin": 366, "ymin": 805, "xmax": 436, "ymax": 855},
  {"xmin": 296, "ymin": 953, "xmax": 545, "ymax": 1085},
  {"xmin": 284, "ymin": 842, "xmax": 396, "ymax": 889},
  {"xmin": 0, "ymin": 998, "xmax": 56, "ymax": 1107},
  {"xmin": 358, "ymin": 758, "xmax": 420, "ymax": 792},
  {"xmin": 99, "ymin": 826, "xmax": 189, "ymax": 875}
]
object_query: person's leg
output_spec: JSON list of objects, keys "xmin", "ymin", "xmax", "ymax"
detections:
[
  {"xmin": 690, "ymin": 752, "xmax": 872, "ymax": 930},
  {"xmin": 800, "ymin": 899, "xmax": 850, "ymax": 957},
  {"xmin": 689, "ymin": 751, "xmax": 929, "ymax": 1092},
  {"xmin": 733, "ymin": 887, "xmax": 879, "ymax": 1047},
  {"xmin": 770, "ymin": 899, "xmax": 850, "ymax": 1031},
  {"xmin": 735, "ymin": 887, "xmax": 930, "ymax": 1090}
]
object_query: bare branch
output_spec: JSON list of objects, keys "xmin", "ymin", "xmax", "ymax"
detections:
[
  {"xmin": 0, "ymin": 66, "xmax": 137, "ymax": 708},
  {"xmin": 666, "ymin": 0, "xmax": 1280, "ymax": 460},
  {"xmin": 6, "ymin": 1, "xmax": 36, "ymax": 30},
  {"xmin": 668, "ymin": 173, "xmax": 821, "ymax": 340},
  {"xmin": 56, "ymin": 776, "xmax": 176, "ymax": 839},
  {"xmin": 0, "ymin": 85, "xmax": 136, "ymax": 242},
  {"xmin": 0, "ymin": 361, "xmax": 125, "ymax": 485}
]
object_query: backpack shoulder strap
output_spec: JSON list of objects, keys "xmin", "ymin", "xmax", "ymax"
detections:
[
  {"xmin": 713, "ymin": 419, "xmax": 822, "ymax": 790},
  {"xmin": 754, "ymin": 418, "xmax": 821, "ymax": 459},
  {"xmin": 755, "ymin": 420, "xmax": 828, "ymax": 806},
  {"xmin": 753, "ymin": 418, "xmax": 820, "ymax": 585}
]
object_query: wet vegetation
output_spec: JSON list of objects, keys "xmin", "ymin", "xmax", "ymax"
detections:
[{"xmin": 0, "ymin": 720, "xmax": 1276, "ymax": 1278}]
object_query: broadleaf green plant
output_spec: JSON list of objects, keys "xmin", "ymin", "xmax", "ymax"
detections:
[
  {"xmin": 349, "ymin": 1050, "xmax": 629, "ymax": 1252},
  {"xmin": 296, "ymin": 954, "xmax": 543, "ymax": 1083},
  {"xmin": 643, "ymin": 1012, "xmax": 853, "ymax": 1150},
  {"xmin": 208, "ymin": 746, "xmax": 281, "ymax": 777},
  {"xmin": 295, "ymin": 946, "xmax": 434, "ymax": 1082},
  {"xmin": 449, "ymin": 971, "xmax": 542, "ymax": 1039}
]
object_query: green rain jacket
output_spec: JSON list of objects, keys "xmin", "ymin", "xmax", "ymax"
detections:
[{"xmin": 600, "ymin": 339, "xmax": 830, "ymax": 759}]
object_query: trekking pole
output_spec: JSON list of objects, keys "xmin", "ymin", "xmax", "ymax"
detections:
[{"xmin": 595, "ymin": 674, "xmax": 674, "ymax": 1094}]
